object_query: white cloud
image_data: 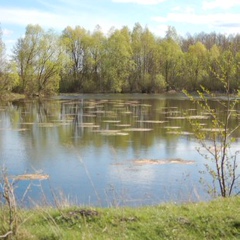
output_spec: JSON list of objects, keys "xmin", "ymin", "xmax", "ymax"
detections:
[
  {"xmin": 185, "ymin": 7, "xmax": 195, "ymax": 14},
  {"xmin": 0, "ymin": 7, "xmax": 115, "ymax": 34},
  {"xmin": 5, "ymin": 39, "xmax": 16, "ymax": 44},
  {"xmin": 0, "ymin": 8, "xmax": 69, "ymax": 29},
  {"xmin": 2, "ymin": 28, "xmax": 13, "ymax": 37},
  {"xmin": 151, "ymin": 24, "xmax": 169, "ymax": 37},
  {"xmin": 171, "ymin": 6, "xmax": 195, "ymax": 14},
  {"xmin": 112, "ymin": 0, "xmax": 166, "ymax": 4},
  {"xmin": 152, "ymin": 12, "xmax": 240, "ymax": 32},
  {"xmin": 171, "ymin": 6, "xmax": 181, "ymax": 11},
  {"xmin": 202, "ymin": 0, "xmax": 240, "ymax": 10}
]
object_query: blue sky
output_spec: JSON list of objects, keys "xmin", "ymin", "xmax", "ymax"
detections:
[{"xmin": 1, "ymin": 0, "xmax": 240, "ymax": 54}]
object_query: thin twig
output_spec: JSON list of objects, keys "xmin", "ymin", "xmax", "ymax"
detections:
[{"xmin": 0, "ymin": 231, "xmax": 12, "ymax": 238}]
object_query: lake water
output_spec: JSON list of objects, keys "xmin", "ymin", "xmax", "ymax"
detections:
[{"xmin": 0, "ymin": 93, "xmax": 239, "ymax": 207}]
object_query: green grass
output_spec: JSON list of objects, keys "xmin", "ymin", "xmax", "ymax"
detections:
[{"xmin": 1, "ymin": 197, "xmax": 240, "ymax": 239}]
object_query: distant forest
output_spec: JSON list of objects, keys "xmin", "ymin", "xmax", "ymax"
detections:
[{"xmin": 0, "ymin": 23, "xmax": 239, "ymax": 96}]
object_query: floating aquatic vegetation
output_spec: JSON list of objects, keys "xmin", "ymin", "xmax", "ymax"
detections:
[
  {"xmin": 14, "ymin": 173, "xmax": 49, "ymax": 180},
  {"xmin": 52, "ymin": 119, "xmax": 73, "ymax": 123},
  {"xmin": 179, "ymin": 131, "xmax": 193, "ymax": 135},
  {"xmin": 94, "ymin": 105, "xmax": 105, "ymax": 108},
  {"xmin": 92, "ymin": 129, "xmax": 120, "ymax": 134},
  {"xmin": 160, "ymin": 107, "xmax": 178, "ymax": 109},
  {"xmin": 140, "ymin": 104, "xmax": 152, "ymax": 107},
  {"xmin": 112, "ymin": 103, "xmax": 125, "ymax": 107},
  {"xmin": 78, "ymin": 123, "xmax": 100, "ymax": 128},
  {"xmin": 187, "ymin": 115, "xmax": 209, "ymax": 120},
  {"xmin": 161, "ymin": 111, "xmax": 180, "ymax": 115},
  {"xmin": 201, "ymin": 128, "xmax": 225, "ymax": 132},
  {"xmin": 167, "ymin": 131, "xmax": 193, "ymax": 135},
  {"xmin": 78, "ymin": 122, "xmax": 94, "ymax": 125},
  {"xmin": 164, "ymin": 126, "xmax": 181, "ymax": 129},
  {"xmin": 63, "ymin": 101, "xmax": 81, "ymax": 105},
  {"xmin": 167, "ymin": 115, "xmax": 209, "ymax": 120},
  {"xmin": 63, "ymin": 113, "xmax": 76, "ymax": 116},
  {"xmin": 89, "ymin": 110, "xmax": 105, "ymax": 114},
  {"xmin": 115, "ymin": 124, "xmax": 131, "ymax": 127},
  {"xmin": 136, "ymin": 120, "xmax": 167, "ymax": 123},
  {"xmin": 91, "ymin": 129, "xmax": 129, "ymax": 136},
  {"xmin": 125, "ymin": 101, "xmax": 140, "ymax": 105},
  {"xmin": 100, "ymin": 132, "xmax": 129, "ymax": 136},
  {"xmin": 123, "ymin": 128, "xmax": 152, "ymax": 132},
  {"xmin": 38, "ymin": 123, "xmax": 57, "ymax": 127},
  {"xmin": 58, "ymin": 122, "xmax": 73, "ymax": 126},
  {"xmin": 11, "ymin": 128, "xmax": 29, "ymax": 131},
  {"xmin": 121, "ymin": 111, "xmax": 132, "ymax": 114},
  {"xmin": 115, "ymin": 132, "xmax": 129, "ymax": 136},
  {"xmin": 82, "ymin": 114, "xmax": 96, "ymax": 117},
  {"xmin": 103, "ymin": 120, "xmax": 121, "ymax": 123},
  {"xmin": 202, "ymin": 112, "xmax": 213, "ymax": 115},
  {"xmin": 167, "ymin": 116, "xmax": 186, "ymax": 119},
  {"xmin": 191, "ymin": 123, "xmax": 207, "ymax": 126},
  {"xmin": 134, "ymin": 158, "xmax": 195, "ymax": 165},
  {"xmin": 98, "ymin": 99, "xmax": 109, "ymax": 103}
]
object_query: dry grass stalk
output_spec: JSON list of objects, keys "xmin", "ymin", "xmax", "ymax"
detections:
[{"xmin": 13, "ymin": 174, "xmax": 49, "ymax": 181}]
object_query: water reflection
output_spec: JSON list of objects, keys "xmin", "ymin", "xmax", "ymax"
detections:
[{"xmin": 0, "ymin": 94, "xmax": 239, "ymax": 206}]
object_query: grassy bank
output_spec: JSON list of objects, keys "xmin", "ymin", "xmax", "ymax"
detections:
[{"xmin": 1, "ymin": 197, "xmax": 240, "ymax": 239}]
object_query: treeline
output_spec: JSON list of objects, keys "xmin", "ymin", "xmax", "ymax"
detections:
[{"xmin": 0, "ymin": 23, "xmax": 240, "ymax": 96}]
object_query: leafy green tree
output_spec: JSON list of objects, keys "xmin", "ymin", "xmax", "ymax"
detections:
[
  {"xmin": 205, "ymin": 44, "xmax": 221, "ymax": 90},
  {"xmin": 158, "ymin": 38, "xmax": 183, "ymax": 91},
  {"xmin": 130, "ymin": 24, "xmax": 159, "ymax": 93},
  {"xmin": 102, "ymin": 27, "xmax": 134, "ymax": 92},
  {"xmin": 36, "ymin": 30, "xmax": 64, "ymax": 95},
  {"xmin": 130, "ymin": 23, "xmax": 144, "ymax": 92},
  {"xmin": 13, "ymin": 24, "xmax": 63, "ymax": 96},
  {"xmin": 0, "ymin": 25, "xmax": 7, "ymax": 92},
  {"xmin": 83, "ymin": 26, "xmax": 106, "ymax": 92},
  {"xmin": 2, "ymin": 23, "xmax": 239, "ymax": 94},
  {"xmin": 185, "ymin": 42, "xmax": 208, "ymax": 90},
  {"xmin": 61, "ymin": 26, "xmax": 89, "ymax": 92},
  {"xmin": 206, "ymin": 47, "xmax": 238, "ymax": 92},
  {"xmin": 13, "ymin": 25, "xmax": 43, "ymax": 94},
  {"xmin": 0, "ymin": 62, "xmax": 19, "ymax": 93},
  {"xmin": 0, "ymin": 26, "xmax": 19, "ymax": 94},
  {"xmin": 235, "ymin": 52, "xmax": 240, "ymax": 89},
  {"xmin": 0, "ymin": 25, "xmax": 4, "ymax": 73},
  {"xmin": 165, "ymin": 26, "xmax": 180, "ymax": 45},
  {"xmin": 139, "ymin": 27, "xmax": 158, "ymax": 93},
  {"xmin": 217, "ymin": 50, "xmax": 237, "ymax": 92}
]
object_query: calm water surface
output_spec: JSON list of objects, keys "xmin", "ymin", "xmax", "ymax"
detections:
[{"xmin": 0, "ymin": 93, "xmax": 239, "ymax": 206}]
